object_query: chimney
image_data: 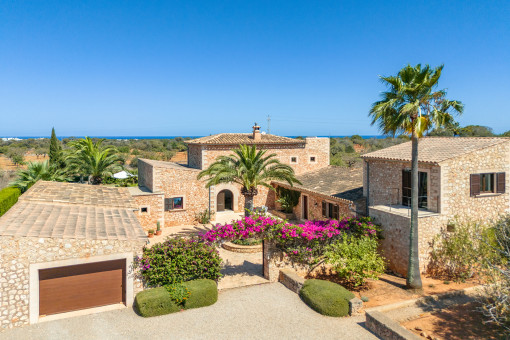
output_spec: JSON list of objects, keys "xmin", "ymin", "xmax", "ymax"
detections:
[{"xmin": 252, "ymin": 123, "xmax": 261, "ymax": 141}]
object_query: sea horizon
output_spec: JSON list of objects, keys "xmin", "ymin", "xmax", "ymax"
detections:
[{"xmin": 1, "ymin": 135, "xmax": 389, "ymax": 140}]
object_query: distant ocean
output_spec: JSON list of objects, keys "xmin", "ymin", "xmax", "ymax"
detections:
[{"xmin": 2, "ymin": 135, "xmax": 388, "ymax": 140}]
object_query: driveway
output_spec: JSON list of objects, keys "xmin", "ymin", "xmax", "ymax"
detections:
[{"xmin": 1, "ymin": 283, "xmax": 378, "ymax": 340}]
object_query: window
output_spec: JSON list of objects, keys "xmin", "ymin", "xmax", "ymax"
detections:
[
  {"xmin": 165, "ymin": 197, "xmax": 184, "ymax": 211},
  {"xmin": 140, "ymin": 207, "xmax": 148, "ymax": 213},
  {"xmin": 322, "ymin": 201, "xmax": 340, "ymax": 220},
  {"xmin": 471, "ymin": 172, "xmax": 505, "ymax": 196},
  {"xmin": 310, "ymin": 156, "xmax": 316, "ymax": 163},
  {"xmin": 291, "ymin": 157, "xmax": 297, "ymax": 163},
  {"xmin": 402, "ymin": 170, "xmax": 428, "ymax": 209}
]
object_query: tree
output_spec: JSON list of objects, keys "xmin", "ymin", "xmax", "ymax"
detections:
[
  {"xmin": 460, "ymin": 125, "xmax": 495, "ymax": 137},
  {"xmin": 10, "ymin": 161, "xmax": 67, "ymax": 192},
  {"xmin": 66, "ymin": 137, "xmax": 122, "ymax": 184},
  {"xmin": 198, "ymin": 144, "xmax": 301, "ymax": 216},
  {"xmin": 502, "ymin": 130, "xmax": 510, "ymax": 137},
  {"xmin": 8, "ymin": 150, "xmax": 25, "ymax": 167},
  {"xmin": 49, "ymin": 128, "xmax": 64, "ymax": 167},
  {"xmin": 369, "ymin": 64, "xmax": 463, "ymax": 289}
]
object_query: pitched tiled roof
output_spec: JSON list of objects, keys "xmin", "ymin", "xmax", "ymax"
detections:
[
  {"xmin": 186, "ymin": 133, "xmax": 305, "ymax": 145},
  {"xmin": 138, "ymin": 158, "xmax": 199, "ymax": 171},
  {"xmin": 361, "ymin": 137, "xmax": 510, "ymax": 163},
  {"xmin": 20, "ymin": 180, "xmax": 136, "ymax": 209},
  {"xmin": 273, "ymin": 165, "xmax": 364, "ymax": 203},
  {"xmin": 0, "ymin": 181, "xmax": 146, "ymax": 240}
]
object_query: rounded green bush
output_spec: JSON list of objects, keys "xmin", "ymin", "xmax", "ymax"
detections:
[
  {"xmin": 299, "ymin": 279, "xmax": 354, "ymax": 317},
  {"xmin": 182, "ymin": 279, "xmax": 218, "ymax": 309},
  {"xmin": 134, "ymin": 287, "xmax": 180, "ymax": 317}
]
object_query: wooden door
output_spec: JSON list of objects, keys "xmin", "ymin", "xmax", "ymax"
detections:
[
  {"xmin": 302, "ymin": 195, "xmax": 308, "ymax": 220},
  {"xmin": 39, "ymin": 259, "xmax": 125, "ymax": 316},
  {"xmin": 217, "ymin": 191, "xmax": 225, "ymax": 212}
]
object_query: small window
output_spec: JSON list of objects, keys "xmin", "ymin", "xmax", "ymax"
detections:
[
  {"xmin": 323, "ymin": 201, "xmax": 340, "ymax": 220},
  {"xmin": 480, "ymin": 173, "xmax": 494, "ymax": 193},
  {"xmin": 140, "ymin": 207, "xmax": 148, "ymax": 213},
  {"xmin": 291, "ymin": 157, "xmax": 297, "ymax": 163},
  {"xmin": 310, "ymin": 156, "xmax": 316, "ymax": 163},
  {"xmin": 165, "ymin": 197, "xmax": 184, "ymax": 211}
]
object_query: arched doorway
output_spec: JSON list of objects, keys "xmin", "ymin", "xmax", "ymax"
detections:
[{"xmin": 217, "ymin": 189, "xmax": 233, "ymax": 212}]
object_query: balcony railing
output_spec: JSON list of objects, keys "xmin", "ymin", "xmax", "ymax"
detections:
[{"xmin": 369, "ymin": 188, "xmax": 439, "ymax": 217}]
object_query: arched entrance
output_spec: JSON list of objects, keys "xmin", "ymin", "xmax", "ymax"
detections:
[{"xmin": 217, "ymin": 189, "xmax": 233, "ymax": 212}]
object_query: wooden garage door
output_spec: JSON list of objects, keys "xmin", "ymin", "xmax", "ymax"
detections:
[{"xmin": 39, "ymin": 259, "xmax": 126, "ymax": 316}]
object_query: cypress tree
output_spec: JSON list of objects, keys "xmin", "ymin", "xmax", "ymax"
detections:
[{"xmin": 49, "ymin": 127, "xmax": 63, "ymax": 166}]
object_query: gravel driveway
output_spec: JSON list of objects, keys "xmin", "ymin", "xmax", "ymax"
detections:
[{"xmin": 1, "ymin": 283, "xmax": 378, "ymax": 340}]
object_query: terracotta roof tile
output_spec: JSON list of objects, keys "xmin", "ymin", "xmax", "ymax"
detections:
[
  {"xmin": 0, "ymin": 181, "xmax": 146, "ymax": 241},
  {"xmin": 186, "ymin": 133, "xmax": 305, "ymax": 145},
  {"xmin": 361, "ymin": 137, "xmax": 510, "ymax": 163}
]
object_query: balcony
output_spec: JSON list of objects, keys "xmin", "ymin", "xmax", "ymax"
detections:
[{"xmin": 368, "ymin": 188, "xmax": 440, "ymax": 218}]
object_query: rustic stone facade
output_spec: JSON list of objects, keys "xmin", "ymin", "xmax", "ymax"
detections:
[
  {"xmin": 0, "ymin": 236, "xmax": 145, "ymax": 330},
  {"xmin": 132, "ymin": 192, "xmax": 165, "ymax": 231},
  {"xmin": 363, "ymin": 139, "xmax": 510, "ymax": 276}
]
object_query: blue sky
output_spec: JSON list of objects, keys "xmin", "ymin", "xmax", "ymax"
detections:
[{"xmin": 1, "ymin": 1, "xmax": 509, "ymax": 137}]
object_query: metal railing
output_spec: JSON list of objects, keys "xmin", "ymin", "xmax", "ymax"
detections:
[{"xmin": 369, "ymin": 188, "xmax": 439, "ymax": 216}]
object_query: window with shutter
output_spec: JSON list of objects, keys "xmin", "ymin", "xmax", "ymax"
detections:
[
  {"xmin": 470, "ymin": 174, "xmax": 481, "ymax": 196},
  {"xmin": 328, "ymin": 203, "xmax": 334, "ymax": 218},
  {"xmin": 322, "ymin": 202, "xmax": 327, "ymax": 217},
  {"xmin": 497, "ymin": 172, "xmax": 506, "ymax": 194}
]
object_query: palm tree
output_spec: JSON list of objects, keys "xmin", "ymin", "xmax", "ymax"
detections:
[
  {"xmin": 11, "ymin": 160, "xmax": 68, "ymax": 192},
  {"xmin": 66, "ymin": 137, "xmax": 122, "ymax": 185},
  {"xmin": 198, "ymin": 144, "xmax": 301, "ymax": 216},
  {"xmin": 369, "ymin": 64, "xmax": 463, "ymax": 290}
]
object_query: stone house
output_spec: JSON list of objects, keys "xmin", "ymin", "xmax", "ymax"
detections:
[
  {"xmin": 0, "ymin": 181, "xmax": 146, "ymax": 329},
  {"xmin": 362, "ymin": 137, "xmax": 510, "ymax": 276},
  {"xmin": 133, "ymin": 124, "xmax": 342, "ymax": 229}
]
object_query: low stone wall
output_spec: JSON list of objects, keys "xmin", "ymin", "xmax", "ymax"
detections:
[
  {"xmin": 366, "ymin": 311, "xmax": 421, "ymax": 340},
  {"xmin": 221, "ymin": 241, "xmax": 262, "ymax": 253}
]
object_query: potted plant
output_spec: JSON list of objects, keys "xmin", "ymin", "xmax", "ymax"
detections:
[
  {"xmin": 155, "ymin": 222, "xmax": 162, "ymax": 236},
  {"xmin": 148, "ymin": 229, "xmax": 155, "ymax": 238}
]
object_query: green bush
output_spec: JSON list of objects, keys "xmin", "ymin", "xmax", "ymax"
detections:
[
  {"xmin": 182, "ymin": 279, "xmax": 218, "ymax": 309},
  {"xmin": 299, "ymin": 279, "xmax": 354, "ymax": 317},
  {"xmin": 323, "ymin": 235, "xmax": 385, "ymax": 287},
  {"xmin": 136, "ymin": 238, "xmax": 222, "ymax": 286},
  {"xmin": 134, "ymin": 287, "xmax": 181, "ymax": 317},
  {"xmin": 0, "ymin": 187, "xmax": 21, "ymax": 217},
  {"xmin": 427, "ymin": 220, "xmax": 494, "ymax": 282},
  {"xmin": 276, "ymin": 187, "xmax": 300, "ymax": 213}
]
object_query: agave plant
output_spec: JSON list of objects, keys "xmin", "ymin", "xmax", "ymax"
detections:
[
  {"xmin": 10, "ymin": 160, "xmax": 68, "ymax": 192},
  {"xmin": 65, "ymin": 137, "xmax": 122, "ymax": 185}
]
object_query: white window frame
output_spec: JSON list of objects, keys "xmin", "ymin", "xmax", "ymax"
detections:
[{"xmin": 290, "ymin": 156, "xmax": 299, "ymax": 164}]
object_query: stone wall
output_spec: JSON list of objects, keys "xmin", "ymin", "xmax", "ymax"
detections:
[
  {"xmin": 137, "ymin": 160, "xmax": 154, "ymax": 191},
  {"xmin": 0, "ymin": 237, "xmax": 145, "ymax": 330},
  {"xmin": 187, "ymin": 144, "xmax": 202, "ymax": 169},
  {"xmin": 133, "ymin": 193, "xmax": 165, "ymax": 231},
  {"xmin": 199, "ymin": 137, "xmax": 330, "ymax": 175},
  {"xmin": 369, "ymin": 207, "xmax": 444, "ymax": 276},
  {"xmin": 364, "ymin": 159, "xmax": 440, "ymax": 213},
  {"xmin": 440, "ymin": 142, "xmax": 510, "ymax": 223}
]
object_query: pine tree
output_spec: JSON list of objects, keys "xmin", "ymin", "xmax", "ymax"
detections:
[{"xmin": 49, "ymin": 127, "xmax": 63, "ymax": 167}]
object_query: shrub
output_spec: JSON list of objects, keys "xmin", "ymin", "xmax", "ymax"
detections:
[
  {"xmin": 323, "ymin": 235, "xmax": 385, "ymax": 287},
  {"xmin": 480, "ymin": 215, "xmax": 510, "ymax": 334},
  {"xmin": 195, "ymin": 209, "xmax": 211, "ymax": 224},
  {"xmin": 0, "ymin": 187, "xmax": 21, "ymax": 217},
  {"xmin": 136, "ymin": 238, "xmax": 222, "ymax": 286},
  {"xmin": 276, "ymin": 187, "xmax": 300, "ymax": 213},
  {"xmin": 165, "ymin": 283, "xmax": 191, "ymax": 304},
  {"xmin": 182, "ymin": 279, "xmax": 218, "ymax": 309},
  {"xmin": 299, "ymin": 279, "xmax": 354, "ymax": 317},
  {"xmin": 427, "ymin": 220, "xmax": 494, "ymax": 282},
  {"xmin": 134, "ymin": 287, "xmax": 180, "ymax": 317}
]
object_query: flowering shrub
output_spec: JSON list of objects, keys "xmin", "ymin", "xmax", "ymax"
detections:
[
  {"xmin": 136, "ymin": 238, "xmax": 222, "ymax": 286},
  {"xmin": 202, "ymin": 215, "xmax": 381, "ymax": 265},
  {"xmin": 165, "ymin": 283, "xmax": 191, "ymax": 304}
]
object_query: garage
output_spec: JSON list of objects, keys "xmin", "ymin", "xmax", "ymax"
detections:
[
  {"xmin": 0, "ymin": 181, "xmax": 148, "ymax": 329},
  {"xmin": 39, "ymin": 259, "xmax": 126, "ymax": 316}
]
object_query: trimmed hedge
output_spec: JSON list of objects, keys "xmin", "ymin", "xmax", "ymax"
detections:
[
  {"xmin": 182, "ymin": 279, "xmax": 218, "ymax": 309},
  {"xmin": 134, "ymin": 279, "xmax": 218, "ymax": 317},
  {"xmin": 135, "ymin": 287, "xmax": 180, "ymax": 317},
  {"xmin": 0, "ymin": 187, "xmax": 21, "ymax": 217},
  {"xmin": 299, "ymin": 279, "xmax": 355, "ymax": 317}
]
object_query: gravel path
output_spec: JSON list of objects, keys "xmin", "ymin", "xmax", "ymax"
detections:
[{"xmin": 1, "ymin": 283, "xmax": 377, "ymax": 340}]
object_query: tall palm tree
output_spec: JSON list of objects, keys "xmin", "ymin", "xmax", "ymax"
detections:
[
  {"xmin": 198, "ymin": 144, "xmax": 301, "ymax": 216},
  {"xmin": 66, "ymin": 137, "xmax": 122, "ymax": 185},
  {"xmin": 11, "ymin": 161, "xmax": 68, "ymax": 192},
  {"xmin": 369, "ymin": 64, "xmax": 463, "ymax": 290}
]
